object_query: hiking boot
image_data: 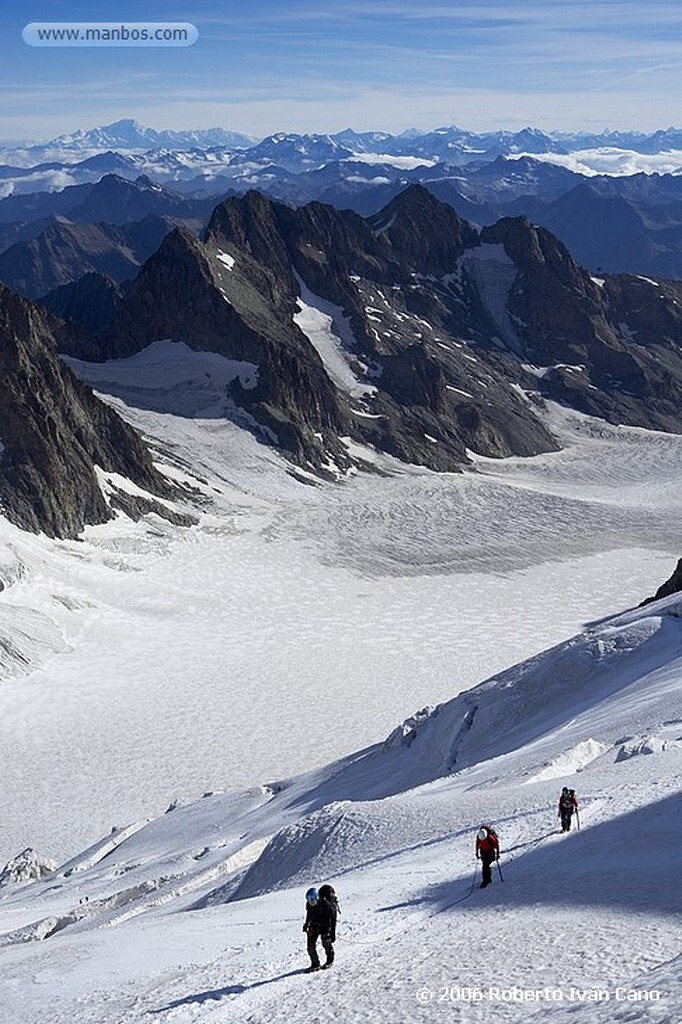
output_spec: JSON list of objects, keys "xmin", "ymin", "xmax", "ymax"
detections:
[
  {"xmin": 479, "ymin": 881, "xmax": 489, "ymax": 888},
  {"xmin": 321, "ymin": 962, "xmax": 333, "ymax": 969},
  {"xmin": 305, "ymin": 964, "xmax": 320, "ymax": 973}
]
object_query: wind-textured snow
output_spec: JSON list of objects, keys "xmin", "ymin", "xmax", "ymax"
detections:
[
  {"xmin": 0, "ymin": 590, "xmax": 680, "ymax": 1023},
  {"xmin": 0, "ymin": 346, "xmax": 680, "ymax": 1022}
]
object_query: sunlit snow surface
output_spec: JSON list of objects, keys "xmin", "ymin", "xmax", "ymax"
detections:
[{"xmin": 0, "ymin": 341, "xmax": 681, "ymax": 1022}]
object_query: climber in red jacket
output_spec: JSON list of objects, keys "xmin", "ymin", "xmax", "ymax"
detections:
[{"xmin": 475, "ymin": 825, "xmax": 500, "ymax": 888}]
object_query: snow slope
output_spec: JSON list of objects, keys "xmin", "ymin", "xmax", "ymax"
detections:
[
  {"xmin": 0, "ymin": 590, "xmax": 680, "ymax": 1024},
  {"xmin": 0, "ymin": 342, "xmax": 680, "ymax": 869},
  {"xmin": 0, "ymin": 340, "xmax": 680, "ymax": 1021}
]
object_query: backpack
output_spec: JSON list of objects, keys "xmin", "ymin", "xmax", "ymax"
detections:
[
  {"xmin": 319, "ymin": 884, "xmax": 340, "ymax": 915},
  {"xmin": 481, "ymin": 824, "xmax": 498, "ymax": 839}
]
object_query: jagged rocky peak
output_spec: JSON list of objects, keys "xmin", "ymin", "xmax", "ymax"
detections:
[
  {"xmin": 103, "ymin": 220, "xmax": 303, "ymax": 364},
  {"xmin": 481, "ymin": 215, "xmax": 599, "ymax": 294},
  {"xmin": 55, "ymin": 185, "xmax": 682, "ymax": 483},
  {"xmin": 95, "ymin": 225, "xmax": 225, "ymax": 359},
  {"xmin": 204, "ymin": 191, "xmax": 300, "ymax": 307},
  {"xmin": 274, "ymin": 198, "xmax": 392, "ymax": 308},
  {"xmin": 475, "ymin": 215, "xmax": 614, "ymax": 366},
  {"xmin": 206, "ymin": 190, "xmax": 286, "ymax": 258},
  {"xmin": 95, "ymin": 215, "xmax": 351, "ymax": 474},
  {"xmin": 0, "ymin": 283, "xmax": 173, "ymax": 538},
  {"xmin": 368, "ymin": 184, "xmax": 479, "ymax": 275}
]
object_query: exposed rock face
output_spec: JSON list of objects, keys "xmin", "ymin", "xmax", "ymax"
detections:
[
  {"xmin": 479, "ymin": 218, "xmax": 682, "ymax": 432},
  {"xmin": 92, "ymin": 219, "xmax": 350, "ymax": 470},
  {"xmin": 40, "ymin": 271, "xmax": 124, "ymax": 334},
  {"xmin": 0, "ymin": 284, "xmax": 172, "ymax": 537},
  {"xmin": 59, "ymin": 185, "xmax": 682, "ymax": 477},
  {"xmin": 641, "ymin": 558, "xmax": 682, "ymax": 605},
  {"xmin": 368, "ymin": 184, "xmax": 479, "ymax": 276},
  {"xmin": 0, "ymin": 213, "xmax": 176, "ymax": 298}
]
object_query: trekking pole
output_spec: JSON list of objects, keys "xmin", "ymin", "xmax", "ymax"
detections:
[
  {"xmin": 497, "ymin": 859, "xmax": 505, "ymax": 883},
  {"xmin": 576, "ymin": 809, "xmax": 580, "ymax": 831}
]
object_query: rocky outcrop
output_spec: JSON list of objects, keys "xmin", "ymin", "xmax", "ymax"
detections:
[
  {"xmin": 641, "ymin": 558, "xmax": 682, "ymax": 605},
  {"xmin": 95, "ymin": 223, "xmax": 351, "ymax": 471},
  {"xmin": 368, "ymin": 184, "xmax": 478, "ymax": 276},
  {"xmin": 479, "ymin": 217, "xmax": 682, "ymax": 432},
  {"xmin": 0, "ymin": 213, "xmax": 176, "ymax": 299},
  {"xmin": 57, "ymin": 185, "xmax": 682, "ymax": 477},
  {"xmin": 40, "ymin": 271, "xmax": 124, "ymax": 333},
  {"xmin": 0, "ymin": 284, "xmax": 173, "ymax": 537}
]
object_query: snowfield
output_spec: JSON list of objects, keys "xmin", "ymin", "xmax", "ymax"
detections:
[{"xmin": 0, "ymin": 341, "xmax": 680, "ymax": 1022}]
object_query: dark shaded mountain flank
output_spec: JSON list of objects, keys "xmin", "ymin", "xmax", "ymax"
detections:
[
  {"xmin": 641, "ymin": 558, "xmax": 682, "ymax": 606},
  {"xmin": 0, "ymin": 284, "xmax": 175, "ymax": 538},
  {"xmin": 0, "ymin": 215, "xmax": 175, "ymax": 299},
  {"xmin": 0, "ymin": 176, "xmax": 225, "ymax": 299},
  {"xmin": 0, "ymin": 174, "xmax": 217, "ymax": 227},
  {"xmin": 523, "ymin": 184, "xmax": 682, "ymax": 280},
  {"xmin": 40, "ymin": 272, "xmax": 124, "ymax": 334},
  {"xmin": 52, "ymin": 185, "xmax": 681, "ymax": 480}
]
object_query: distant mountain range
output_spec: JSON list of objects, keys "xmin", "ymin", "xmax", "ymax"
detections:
[
  {"xmin": 27, "ymin": 118, "xmax": 257, "ymax": 152},
  {"xmin": 6, "ymin": 119, "xmax": 682, "ymax": 158},
  {"xmin": 1, "ymin": 121, "xmax": 681, "ymax": 282}
]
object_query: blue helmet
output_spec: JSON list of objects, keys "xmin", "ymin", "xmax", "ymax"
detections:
[{"xmin": 305, "ymin": 887, "xmax": 319, "ymax": 902}]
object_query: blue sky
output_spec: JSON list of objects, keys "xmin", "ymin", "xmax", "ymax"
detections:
[{"xmin": 1, "ymin": 0, "xmax": 680, "ymax": 141}]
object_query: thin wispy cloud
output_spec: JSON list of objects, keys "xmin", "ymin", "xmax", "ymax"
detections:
[{"xmin": 0, "ymin": 0, "xmax": 679, "ymax": 137}]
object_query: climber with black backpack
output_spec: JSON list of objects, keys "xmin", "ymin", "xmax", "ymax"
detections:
[
  {"xmin": 558, "ymin": 787, "xmax": 579, "ymax": 832},
  {"xmin": 475, "ymin": 824, "xmax": 500, "ymax": 888},
  {"xmin": 302, "ymin": 884, "xmax": 339, "ymax": 971}
]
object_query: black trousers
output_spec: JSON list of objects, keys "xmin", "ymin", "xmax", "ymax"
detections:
[
  {"xmin": 480, "ymin": 853, "xmax": 495, "ymax": 884},
  {"xmin": 560, "ymin": 810, "xmax": 573, "ymax": 831},
  {"xmin": 307, "ymin": 927, "xmax": 334, "ymax": 967}
]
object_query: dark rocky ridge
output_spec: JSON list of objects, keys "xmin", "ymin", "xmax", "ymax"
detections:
[
  {"xmin": 0, "ymin": 284, "xmax": 174, "ymax": 537},
  {"xmin": 58, "ymin": 185, "xmax": 682, "ymax": 476},
  {"xmin": 641, "ymin": 558, "xmax": 682, "ymax": 606},
  {"xmin": 98, "ymin": 220, "xmax": 351, "ymax": 471},
  {"xmin": 0, "ymin": 174, "xmax": 217, "ymax": 228},
  {"xmin": 41, "ymin": 272, "xmax": 124, "ymax": 334},
  {"xmin": 478, "ymin": 218, "xmax": 682, "ymax": 432},
  {"xmin": 0, "ymin": 213, "xmax": 178, "ymax": 299}
]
